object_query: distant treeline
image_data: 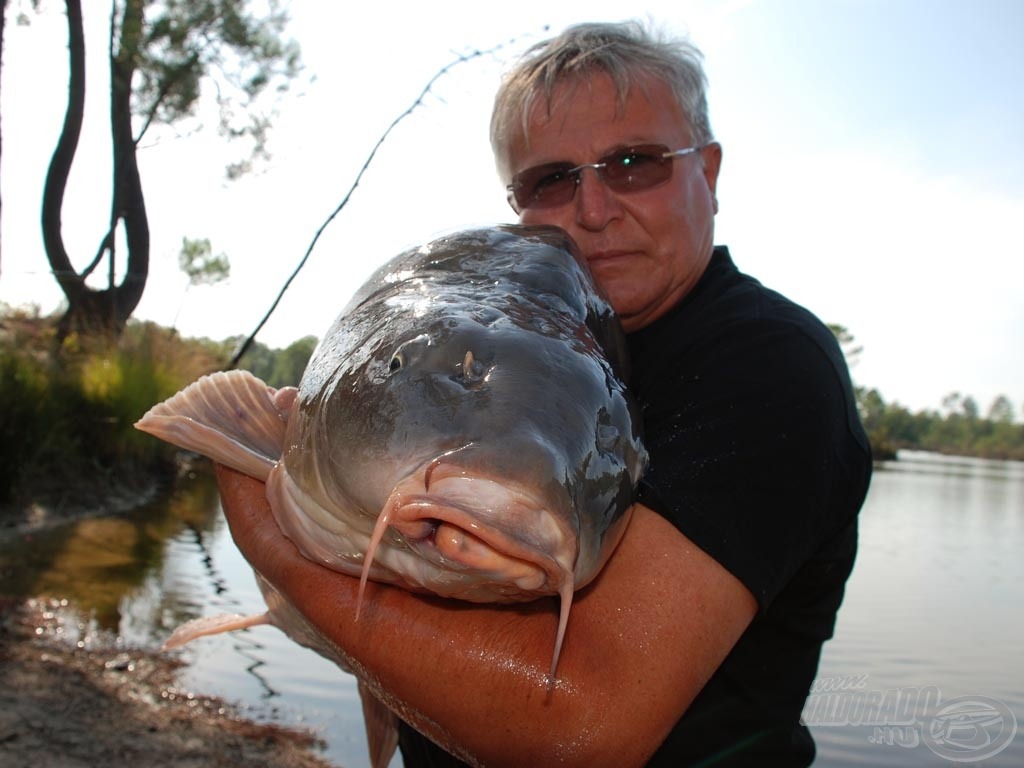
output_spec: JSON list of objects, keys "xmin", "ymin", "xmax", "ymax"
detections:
[
  {"xmin": 234, "ymin": 334, "xmax": 318, "ymax": 389},
  {"xmin": 856, "ymin": 388, "xmax": 1024, "ymax": 461}
]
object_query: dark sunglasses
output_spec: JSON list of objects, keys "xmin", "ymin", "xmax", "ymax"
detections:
[{"xmin": 506, "ymin": 144, "xmax": 704, "ymax": 213}]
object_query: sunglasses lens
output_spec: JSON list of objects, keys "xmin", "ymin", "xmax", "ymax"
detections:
[
  {"xmin": 509, "ymin": 145, "xmax": 680, "ymax": 211},
  {"xmin": 603, "ymin": 146, "xmax": 673, "ymax": 192},
  {"xmin": 510, "ymin": 163, "xmax": 577, "ymax": 211}
]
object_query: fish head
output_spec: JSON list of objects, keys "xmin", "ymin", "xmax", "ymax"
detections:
[{"xmin": 279, "ymin": 226, "xmax": 645, "ymax": 605}]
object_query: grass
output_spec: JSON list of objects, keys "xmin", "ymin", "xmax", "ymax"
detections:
[{"xmin": 0, "ymin": 305, "xmax": 228, "ymax": 511}]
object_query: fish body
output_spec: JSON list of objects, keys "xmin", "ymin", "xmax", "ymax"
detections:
[
  {"xmin": 137, "ymin": 225, "xmax": 647, "ymax": 759},
  {"xmin": 279, "ymin": 224, "xmax": 645, "ymax": 607}
]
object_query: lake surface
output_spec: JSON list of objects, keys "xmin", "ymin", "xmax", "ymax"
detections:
[{"xmin": 1, "ymin": 451, "xmax": 1021, "ymax": 767}]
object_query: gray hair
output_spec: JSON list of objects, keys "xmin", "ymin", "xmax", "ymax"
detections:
[{"xmin": 490, "ymin": 20, "xmax": 714, "ymax": 182}]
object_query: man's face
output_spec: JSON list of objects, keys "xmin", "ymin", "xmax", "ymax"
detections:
[{"xmin": 508, "ymin": 73, "xmax": 722, "ymax": 332}]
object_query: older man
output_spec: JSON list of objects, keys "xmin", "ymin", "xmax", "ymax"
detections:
[{"xmin": 217, "ymin": 21, "xmax": 871, "ymax": 767}]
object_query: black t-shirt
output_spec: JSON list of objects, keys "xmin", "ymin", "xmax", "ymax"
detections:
[
  {"xmin": 635, "ymin": 247, "xmax": 871, "ymax": 766},
  {"xmin": 397, "ymin": 247, "xmax": 872, "ymax": 766}
]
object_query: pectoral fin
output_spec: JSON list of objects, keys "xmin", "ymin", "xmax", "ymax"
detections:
[{"xmin": 136, "ymin": 370, "xmax": 293, "ymax": 480}]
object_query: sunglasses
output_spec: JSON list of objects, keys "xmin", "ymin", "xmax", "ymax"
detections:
[{"xmin": 506, "ymin": 144, "xmax": 704, "ymax": 213}]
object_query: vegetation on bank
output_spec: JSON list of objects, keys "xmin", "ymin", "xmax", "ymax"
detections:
[
  {"xmin": 858, "ymin": 387, "xmax": 1024, "ymax": 461},
  {"xmin": 1, "ymin": 305, "xmax": 1021, "ymax": 513},
  {"xmin": 0, "ymin": 305, "xmax": 315, "ymax": 512}
]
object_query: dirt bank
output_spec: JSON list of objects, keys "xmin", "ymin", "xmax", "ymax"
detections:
[{"xmin": 0, "ymin": 597, "xmax": 338, "ymax": 768}]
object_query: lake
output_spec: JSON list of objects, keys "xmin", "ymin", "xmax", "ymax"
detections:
[{"xmin": 1, "ymin": 451, "xmax": 1021, "ymax": 767}]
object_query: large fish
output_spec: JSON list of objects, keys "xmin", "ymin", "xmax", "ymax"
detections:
[{"xmin": 136, "ymin": 224, "xmax": 646, "ymax": 761}]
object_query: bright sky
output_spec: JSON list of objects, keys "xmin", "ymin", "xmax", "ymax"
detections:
[{"xmin": 2, "ymin": 0, "xmax": 1022, "ymax": 416}]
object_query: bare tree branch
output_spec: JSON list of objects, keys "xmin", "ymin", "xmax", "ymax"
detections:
[{"xmin": 229, "ymin": 38, "xmax": 521, "ymax": 368}]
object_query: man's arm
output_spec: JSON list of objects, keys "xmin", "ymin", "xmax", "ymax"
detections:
[{"xmin": 216, "ymin": 463, "xmax": 756, "ymax": 767}]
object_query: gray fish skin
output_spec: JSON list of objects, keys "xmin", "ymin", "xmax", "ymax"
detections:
[
  {"xmin": 137, "ymin": 224, "xmax": 646, "ymax": 671},
  {"xmin": 275, "ymin": 225, "xmax": 646, "ymax": 606}
]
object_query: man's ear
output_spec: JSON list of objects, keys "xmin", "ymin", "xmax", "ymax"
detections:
[{"xmin": 701, "ymin": 142, "xmax": 723, "ymax": 214}]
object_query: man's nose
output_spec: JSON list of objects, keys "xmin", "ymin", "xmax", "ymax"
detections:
[{"xmin": 574, "ymin": 167, "xmax": 623, "ymax": 231}]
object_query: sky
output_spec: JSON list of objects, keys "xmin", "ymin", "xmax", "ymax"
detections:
[{"xmin": 2, "ymin": 0, "xmax": 1022, "ymax": 417}]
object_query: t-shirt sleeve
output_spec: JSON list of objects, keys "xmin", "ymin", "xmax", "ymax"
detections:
[{"xmin": 635, "ymin": 316, "xmax": 870, "ymax": 610}]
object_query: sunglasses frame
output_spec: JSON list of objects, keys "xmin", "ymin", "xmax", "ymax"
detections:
[{"xmin": 506, "ymin": 144, "xmax": 704, "ymax": 213}]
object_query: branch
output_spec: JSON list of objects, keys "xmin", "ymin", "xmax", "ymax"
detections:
[
  {"xmin": 229, "ymin": 37, "xmax": 520, "ymax": 368},
  {"xmin": 134, "ymin": 52, "xmax": 202, "ymax": 145},
  {"xmin": 81, "ymin": 229, "xmax": 115, "ymax": 281},
  {"xmin": 41, "ymin": 0, "xmax": 87, "ymax": 301}
]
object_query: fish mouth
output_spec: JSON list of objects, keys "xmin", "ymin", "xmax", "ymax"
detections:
[
  {"xmin": 360, "ymin": 456, "xmax": 576, "ymax": 601},
  {"xmin": 357, "ymin": 448, "xmax": 579, "ymax": 678}
]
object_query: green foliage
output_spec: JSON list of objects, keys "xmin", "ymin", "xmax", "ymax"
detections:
[
  {"xmin": 0, "ymin": 306, "xmax": 226, "ymax": 507},
  {"xmin": 235, "ymin": 335, "xmax": 316, "ymax": 388},
  {"xmin": 986, "ymin": 395, "xmax": 1015, "ymax": 423},
  {"xmin": 132, "ymin": 0, "xmax": 302, "ymax": 176},
  {"xmin": 829, "ymin": 325, "xmax": 1022, "ymax": 461},
  {"xmin": 827, "ymin": 323, "xmax": 863, "ymax": 368},
  {"xmin": 0, "ymin": 303, "xmax": 322, "ymax": 509},
  {"xmin": 269, "ymin": 335, "xmax": 317, "ymax": 388},
  {"xmin": 178, "ymin": 237, "xmax": 230, "ymax": 286},
  {"xmin": 234, "ymin": 336, "xmax": 276, "ymax": 380},
  {"xmin": 856, "ymin": 387, "xmax": 1024, "ymax": 461}
]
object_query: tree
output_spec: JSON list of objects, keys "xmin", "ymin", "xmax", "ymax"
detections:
[
  {"xmin": 1, "ymin": 1, "xmax": 5, "ymax": 272},
  {"xmin": 40, "ymin": 0, "xmax": 299, "ymax": 341},
  {"xmin": 171, "ymin": 236, "xmax": 229, "ymax": 331},
  {"xmin": 941, "ymin": 391, "xmax": 964, "ymax": 416},
  {"xmin": 178, "ymin": 237, "xmax": 229, "ymax": 287},
  {"xmin": 986, "ymin": 395, "xmax": 1016, "ymax": 424},
  {"xmin": 268, "ymin": 335, "xmax": 317, "ymax": 388},
  {"xmin": 827, "ymin": 323, "xmax": 862, "ymax": 368}
]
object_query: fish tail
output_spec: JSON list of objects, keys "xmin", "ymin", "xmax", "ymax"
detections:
[
  {"xmin": 358, "ymin": 681, "xmax": 399, "ymax": 768},
  {"xmin": 135, "ymin": 370, "xmax": 290, "ymax": 481}
]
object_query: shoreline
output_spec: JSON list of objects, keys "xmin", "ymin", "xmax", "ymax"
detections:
[{"xmin": 0, "ymin": 596, "xmax": 338, "ymax": 768}]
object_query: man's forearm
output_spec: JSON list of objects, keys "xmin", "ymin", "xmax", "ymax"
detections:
[{"xmin": 216, "ymin": 463, "xmax": 755, "ymax": 767}]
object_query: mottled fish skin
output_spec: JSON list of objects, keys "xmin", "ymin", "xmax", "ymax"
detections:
[
  {"xmin": 275, "ymin": 225, "xmax": 646, "ymax": 608},
  {"xmin": 136, "ymin": 224, "xmax": 646, "ymax": 667}
]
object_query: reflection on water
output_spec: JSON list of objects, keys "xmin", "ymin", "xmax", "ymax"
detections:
[
  {"xmin": 2, "ymin": 453, "xmax": 1021, "ymax": 767},
  {"xmin": 0, "ymin": 469, "xmax": 222, "ymax": 637},
  {"xmin": 0, "ymin": 465, "xmax": 370, "ymax": 767}
]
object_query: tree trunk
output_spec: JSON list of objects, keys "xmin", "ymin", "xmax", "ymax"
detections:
[
  {"xmin": 41, "ymin": 0, "xmax": 88, "ymax": 333},
  {"xmin": 41, "ymin": 0, "xmax": 150, "ymax": 341},
  {"xmin": 107, "ymin": 0, "xmax": 150, "ymax": 329},
  {"xmin": 1, "ymin": 0, "xmax": 7, "ymax": 271}
]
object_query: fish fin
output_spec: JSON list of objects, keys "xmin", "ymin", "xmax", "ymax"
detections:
[
  {"xmin": 135, "ymin": 370, "xmax": 287, "ymax": 480},
  {"xmin": 161, "ymin": 612, "xmax": 272, "ymax": 650},
  {"xmin": 358, "ymin": 680, "xmax": 399, "ymax": 768}
]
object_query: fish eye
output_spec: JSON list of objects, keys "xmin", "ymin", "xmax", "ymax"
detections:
[{"xmin": 386, "ymin": 333, "xmax": 431, "ymax": 376}]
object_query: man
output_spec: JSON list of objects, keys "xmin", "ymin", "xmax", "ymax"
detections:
[{"xmin": 217, "ymin": 21, "xmax": 871, "ymax": 766}]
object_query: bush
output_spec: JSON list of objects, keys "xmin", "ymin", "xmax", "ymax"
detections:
[{"xmin": 0, "ymin": 308, "xmax": 226, "ymax": 508}]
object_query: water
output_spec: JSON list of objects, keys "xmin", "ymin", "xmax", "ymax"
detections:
[
  {"xmin": 806, "ymin": 451, "xmax": 1024, "ymax": 766},
  {"xmin": 1, "ymin": 452, "xmax": 1021, "ymax": 767},
  {"xmin": 0, "ymin": 469, "xmax": 378, "ymax": 768}
]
